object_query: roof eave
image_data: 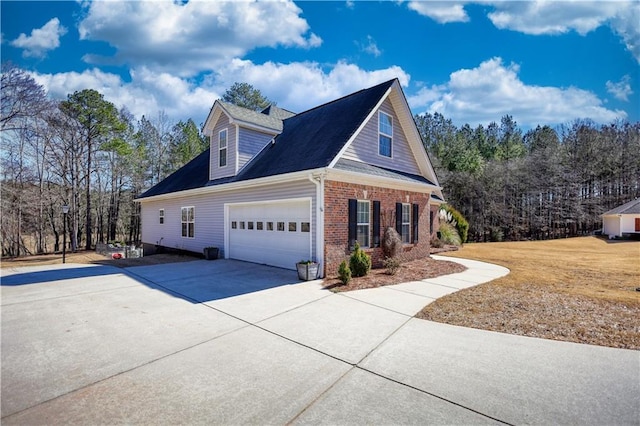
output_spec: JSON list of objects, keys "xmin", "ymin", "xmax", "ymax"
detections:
[{"xmin": 326, "ymin": 167, "xmax": 441, "ymax": 194}]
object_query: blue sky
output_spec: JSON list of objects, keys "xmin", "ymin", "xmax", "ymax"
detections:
[{"xmin": 2, "ymin": 1, "xmax": 638, "ymax": 129}]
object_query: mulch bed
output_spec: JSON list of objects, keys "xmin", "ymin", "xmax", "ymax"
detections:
[{"xmin": 324, "ymin": 256, "xmax": 466, "ymax": 292}]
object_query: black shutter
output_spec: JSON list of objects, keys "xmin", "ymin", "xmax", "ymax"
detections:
[
  {"xmin": 395, "ymin": 202, "xmax": 402, "ymax": 235},
  {"xmin": 412, "ymin": 203, "xmax": 419, "ymax": 243},
  {"xmin": 373, "ymin": 201, "xmax": 381, "ymax": 247},
  {"xmin": 348, "ymin": 199, "xmax": 357, "ymax": 251},
  {"xmin": 429, "ymin": 210, "xmax": 434, "ymax": 234}
]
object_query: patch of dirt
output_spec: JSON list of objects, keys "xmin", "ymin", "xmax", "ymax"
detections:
[
  {"xmin": 1, "ymin": 250, "xmax": 200, "ymax": 269},
  {"xmin": 324, "ymin": 257, "xmax": 466, "ymax": 292}
]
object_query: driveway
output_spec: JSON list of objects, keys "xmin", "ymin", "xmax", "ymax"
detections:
[{"xmin": 1, "ymin": 259, "xmax": 638, "ymax": 425}]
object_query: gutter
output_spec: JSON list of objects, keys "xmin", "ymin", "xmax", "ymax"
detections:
[{"xmin": 308, "ymin": 172, "xmax": 327, "ymax": 278}]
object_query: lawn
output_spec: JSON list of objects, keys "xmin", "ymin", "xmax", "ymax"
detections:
[{"xmin": 418, "ymin": 237, "xmax": 640, "ymax": 349}]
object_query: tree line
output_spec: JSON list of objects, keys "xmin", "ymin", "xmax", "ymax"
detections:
[
  {"xmin": 1, "ymin": 64, "xmax": 208, "ymax": 256},
  {"xmin": 2, "ymin": 64, "xmax": 638, "ymax": 257},
  {"xmin": 415, "ymin": 113, "xmax": 640, "ymax": 241}
]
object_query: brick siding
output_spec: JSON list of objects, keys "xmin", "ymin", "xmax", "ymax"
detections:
[{"xmin": 324, "ymin": 180, "xmax": 432, "ymax": 277}]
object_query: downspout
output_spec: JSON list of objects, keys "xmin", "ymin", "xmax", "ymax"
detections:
[{"xmin": 308, "ymin": 173, "xmax": 326, "ymax": 278}]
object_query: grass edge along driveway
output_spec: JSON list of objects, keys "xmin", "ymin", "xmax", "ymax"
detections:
[{"xmin": 419, "ymin": 236, "xmax": 640, "ymax": 350}]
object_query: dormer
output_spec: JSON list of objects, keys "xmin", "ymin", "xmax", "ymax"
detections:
[{"xmin": 202, "ymin": 101, "xmax": 294, "ymax": 180}]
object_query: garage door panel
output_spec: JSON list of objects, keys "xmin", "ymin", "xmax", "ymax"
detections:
[{"xmin": 228, "ymin": 201, "xmax": 311, "ymax": 270}]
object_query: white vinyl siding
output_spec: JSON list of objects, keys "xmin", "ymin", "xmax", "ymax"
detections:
[
  {"xmin": 209, "ymin": 114, "xmax": 237, "ymax": 180},
  {"xmin": 219, "ymin": 129, "xmax": 228, "ymax": 168},
  {"xmin": 378, "ymin": 111, "xmax": 393, "ymax": 157},
  {"xmin": 357, "ymin": 200, "xmax": 370, "ymax": 248},
  {"xmin": 140, "ymin": 179, "xmax": 317, "ymax": 259},
  {"xmin": 401, "ymin": 203, "xmax": 411, "ymax": 243},
  {"xmin": 181, "ymin": 206, "xmax": 194, "ymax": 238},
  {"xmin": 237, "ymin": 127, "xmax": 274, "ymax": 170},
  {"xmin": 341, "ymin": 98, "xmax": 421, "ymax": 175}
]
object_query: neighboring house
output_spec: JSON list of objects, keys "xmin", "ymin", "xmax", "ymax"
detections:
[
  {"xmin": 601, "ymin": 199, "xmax": 640, "ymax": 238},
  {"xmin": 136, "ymin": 79, "xmax": 444, "ymax": 277}
]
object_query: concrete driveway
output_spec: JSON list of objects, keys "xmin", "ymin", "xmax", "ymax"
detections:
[{"xmin": 1, "ymin": 259, "xmax": 638, "ymax": 425}]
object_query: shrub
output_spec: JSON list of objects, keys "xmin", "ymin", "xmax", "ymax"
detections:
[
  {"xmin": 382, "ymin": 227, "xmax": 402, "ymax": 258},
  {"xmin": 490, "ymin": 226, "xmax": 504, "ymax": 242},
  {"xmin": 438, "ymin": 222, "xmax": 462, "ymax": 246},
  {"xmin": 338, "ymin": 260, "xmax": 352, "ymax": 285},
  {"xmin": 439, "ymin": 205, "xmax": 469, "ymax": 244},
  {"xmin": 349, "ymin": 242, "xmax": 372, "ymax": 277},
  {"xmin": 383, "ymin": 257, "xmax": 401, "ymax": 275},
  {"xmin": 431, "ymin": 236, "xmax": 444, "ymax": 248}
]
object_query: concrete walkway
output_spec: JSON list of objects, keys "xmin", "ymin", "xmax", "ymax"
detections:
[{"xmin": 1, "ymin": 257, "xmax": 638, "ymax": 425}]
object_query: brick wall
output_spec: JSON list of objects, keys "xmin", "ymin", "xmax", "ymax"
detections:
[{"xmin": 324, "ymin": 180, "xmax": 432, "ymax": 277}]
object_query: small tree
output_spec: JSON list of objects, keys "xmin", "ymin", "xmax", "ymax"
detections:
[
  {"xmin": 221, "ymin": 82, "xmax": 272, "ymax": 111},
  {"xmin": 349, "ymin": 242, "xmax": 371, "ymax": 277},
  {"xmin": 338, "ymin": 260, "xmax": 352, "ymax": 285}
]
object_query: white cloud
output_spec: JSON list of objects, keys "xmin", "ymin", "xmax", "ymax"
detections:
[
  {"xmin": 606, "ymin": 75, "xmax": 634, "ymax": 101},
  {"xmin": 360, "ymin": 35, "xmax": 382, "ymax": 57},
  {"xmin": 29, "ymin": 61, "xmax": 410, "ymax": 123},
  {"xmin": 486, "ymin": 1, "xmax": 620, "ymax": 35},
  {"xmin": 213, "ymin": 59, "xmax": 410, "ymax": 113},
  {"xmin": 408, "ymin": 1, "xmax": 640, "ymax": 63},
  {"xmin": 486, "ymin": 1, "xmax": 640, "ymax": 62},
  {"xmin": 77, "ymin": 0, "xmax": 322, "ymax": 76},
  {"xmin": 407, "ymin": 1, "xmax": 469, "ymax": 23},
  {"xmin": 411, "ymin": 57, "xmax": 625, "ymax": 127},
  {"xmin": 10, "ymin": 18, "xmax": 67, "ymax": 58}
]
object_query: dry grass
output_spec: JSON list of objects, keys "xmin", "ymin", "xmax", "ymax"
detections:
[{"xmin": 418, "ymin": 237, "xmax": 640, "ymax": 349}]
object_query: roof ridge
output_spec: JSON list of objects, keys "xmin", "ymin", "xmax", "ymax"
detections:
[{"xmin": 287, "ymin": 78, "xmax": 397, "ymax": 118}]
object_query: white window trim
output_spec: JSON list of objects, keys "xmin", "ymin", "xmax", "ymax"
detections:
[
  {"xmin": 401, "ymin": 203, "xmax": 411, "ymax": 244},
  {"xmin": 181, "ymin": 206, "xmax": 195, "ymax": 238},
  {"xmin": 357, "ymin": 200, "xmax": 371, "ymax": 248},
  {"xmin": 159, "ymin": 208, "xmax": 164, "ymax": 224},
  {"xmin": 378, "ymin": 111, "xmax": 393, "ymax": 158},
  {"xmin": 219, "ymin": 128, "xmax": 228, "ymax": 168}
]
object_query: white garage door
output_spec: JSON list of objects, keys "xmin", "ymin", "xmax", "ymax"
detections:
[{"xmin": 228, "ymin": 200, "xmax": 311, "ymax": 270}]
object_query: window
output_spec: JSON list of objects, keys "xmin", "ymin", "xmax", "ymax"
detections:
[
  {"xmin": 357, "ymin": 200, "xmax": 370, "ymax": 247},
  {"xmin": 159, "ymin": 209, "xmax": 164, "ymax": 224},
  {"xmin": 289, "ymin": 222, "xmax": 297, "ymax": 232},
  {"xmin": 401, "ymin": 204, "xmax": 411, "ymax": 243},
  {"xmin": 248, "ymin": 221, "xmax": 254, "ymax": 230},
  {"xmin": 231, "ymin": 221, "xmax": 237, "ymax": 229},
  {"xmin": 301, "ymin": 222, "xmax": 310, "ymax": 232},
  {"xmin": 181, "ymin": 207, "xmax": 194, "ymax": 238},
  {"xmin": 277, "ymin": 222, "xmax": 285, "ymax": 231},
  {"xmin": 256, "ymin": 221, "xmax": 263, "ymax": 230},
  {"xmin": 378, "ymin": 111, "xmax": 393, "ymax": 157},
  {"xmin": 219, "ymin": 129, "xmax": 228, "ymax": 167},
  {"xmin": 240, "ymin": 221, "xmax": 245, "ymax": 229},
  {"xmin": 267, "ymin": 221, "xmax": 274, "ymax": 231}
]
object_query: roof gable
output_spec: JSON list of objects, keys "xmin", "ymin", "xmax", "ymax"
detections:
[
  {"xmin": 203, "ymin": 100, "xmax": 283, "ymax": 134},
  {"xmin": 234, "ymin": 79, "xmax": 395, "ymax": 181},
  {"xmin": 329, "ymin": 79, "xmax": 443, "ymax": 199}
]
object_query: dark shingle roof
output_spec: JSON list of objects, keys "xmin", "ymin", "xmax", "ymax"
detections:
[
  {"xmin": 261, "ymin": 105, "xmax": 296, "ymax": 120},
  {"xmin": 602, "ymin": 199, "xmax": 640, "ymax": 215},
  {"xmin": 236, "ymin": 79, "xmax": 394, "ymax": 181},
  {"xmin": 138, "ymin": 79, "xmax": 401, "ymax": 199},
  {"xmin": 138, "ymin": 149, "xmax": 210, "ymax": 198}
]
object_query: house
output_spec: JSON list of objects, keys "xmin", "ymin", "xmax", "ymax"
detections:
[
  {"xmin": 601, "ymin": 199, "xmax": 640, "ymax": 239},
  {"xmin": 136, "ymin": 79, "xmax": 444, "ymax": 277}
]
